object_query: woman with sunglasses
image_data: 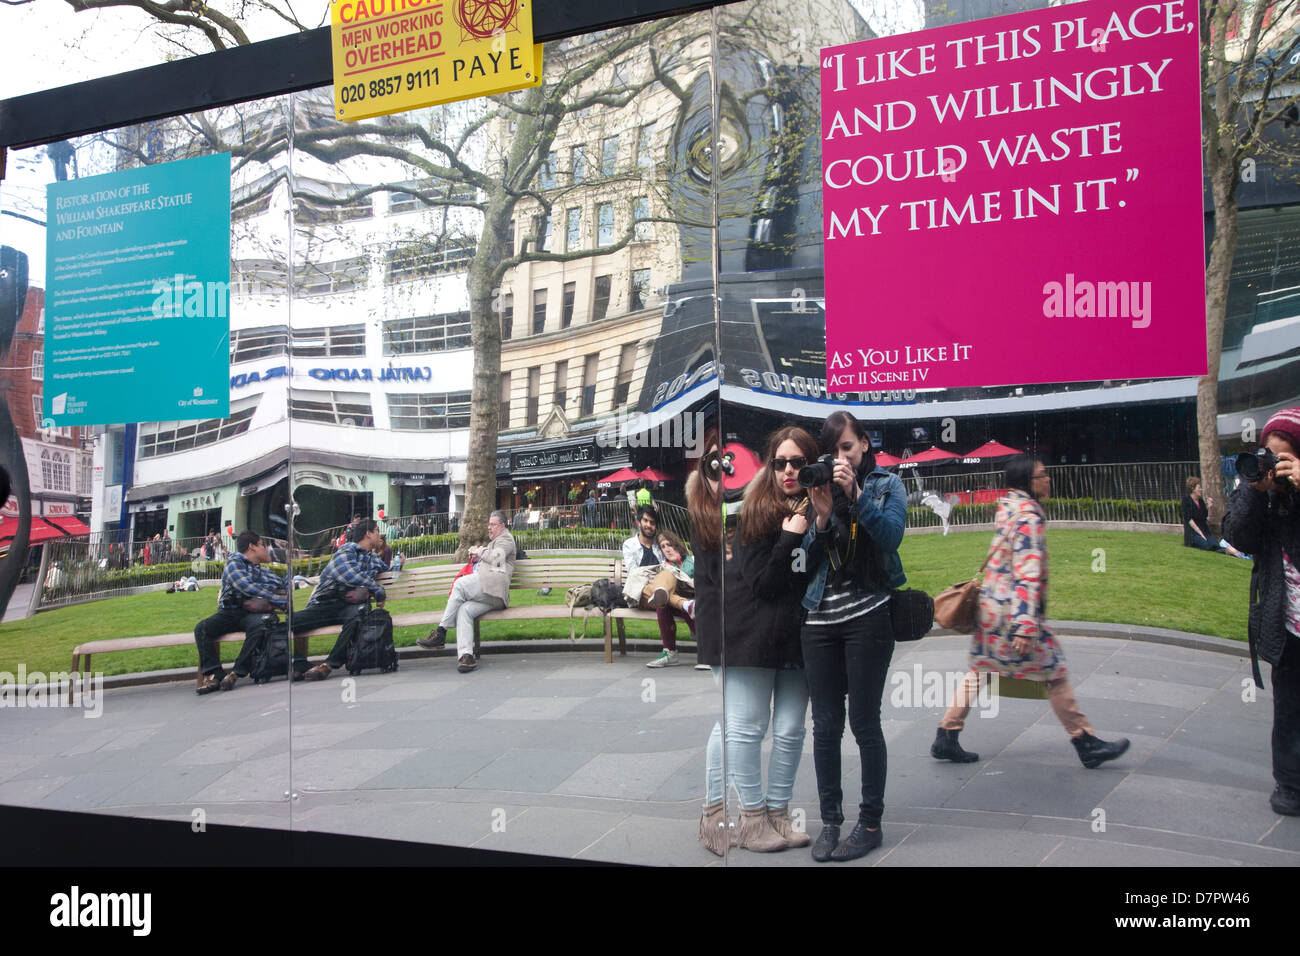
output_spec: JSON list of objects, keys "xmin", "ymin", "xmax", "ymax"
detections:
[
  {"xmin": 723, "ymin": 426, "xmax": 817, "ymax": 851},
  {"xmin": 800, "ymin": 410, "xmax": 906, "ymax": 862},
  {"xmin": 931, "ymin": 455, "xmax": 1130, "ymax": 769}
]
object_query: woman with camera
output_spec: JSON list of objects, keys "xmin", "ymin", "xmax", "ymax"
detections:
[
  {"xmin": 722, "ymin": 426, "xmax": 817, "ymax": 852},
  {"xmin": 799, "ymin": 411, "xmax": 906, "ymax": 861},
  {"xmin": 1223, "ymin": 408, "xmax": 1300, "ymax": 816},
  {"xmin": 932, "ymin": 455, "xmax": 1130, "ymax": 769}
]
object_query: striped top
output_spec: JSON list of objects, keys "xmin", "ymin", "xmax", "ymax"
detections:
[{"xmin": 804, "ymin": 576, "xmax": 889, "ymax": 626}]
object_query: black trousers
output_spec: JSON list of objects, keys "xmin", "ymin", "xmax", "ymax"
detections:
[
  {"xmin": 1273, "ymin": 637, "xmax": 1300, "ymax": 792},
  {"xmin": 291, "ymin": 600, "xmax": 367, "ymax": 669},
  {"xmin": 801, "ymin": 604, "xmax": 895, "ymax": 828},
  {"xmin": 194, "ymin": 607, "xmax": 270, "ymax": 677}
]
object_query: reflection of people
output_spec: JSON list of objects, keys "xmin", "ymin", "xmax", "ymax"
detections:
[
  {"xmin": 622, "ymin": 505, "xmax": 664, "ymax": 576},
  {"xmin": 296, "ymin": 519, "xmax": 389, "ymax": 681},
  {"xmin": 417, "ymin": 511, "xmax": 515, "ymax": 673},
  {"xmin": 1183, "ymin": 476, "xmax": 1248, "ymax": 557},
  {"xmin": 645, "ymin": 530, "xmax": 695, "ymax": 668},
  {"xmin": 934, "ymin": 456, "xmax": 1130, "ymax": 771},
  {"xmin": 728, "ymin": 426, "xmax": 815, "ymax": 852},
  {"xmin": 801, "ymin": 411, "xmax": 905, "ymax": 862},
  {"xmin": 193, "ymin": 531, "xmax": 287, "ymax": 694},
  {"xmin": 1223, "ymin": 408, "xmax": 1300, "ymax": 815}
]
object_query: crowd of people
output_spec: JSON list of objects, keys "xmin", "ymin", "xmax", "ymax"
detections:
[{"xmin": 188, "ymin": 404, "xmax": 1300, "ymax": 858}]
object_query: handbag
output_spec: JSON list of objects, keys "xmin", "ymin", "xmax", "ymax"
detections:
[
  {"xmin": 343, "ymin": 586, "xmax": 372, "ymax": 604},
  {"xmin": 933, "ymin": 523, "xmax": 1014, "ymax": 633},
  {"xmin": 888, "ymin": 588, "xmax": 934, "ymax": 641}
]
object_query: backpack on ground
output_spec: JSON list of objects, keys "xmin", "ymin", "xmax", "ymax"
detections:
[
  {"xmin": 248, "ymin": 615, "xmax": 290, "ymax": 684},
  {"xmin": 346, "ymin": 607, "xmax": 399, "ymax": 675}
]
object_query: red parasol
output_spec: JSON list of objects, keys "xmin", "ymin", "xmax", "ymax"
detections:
[
  {"xmin": 597, "ymin": 467, "xmax": 642, "ymax": 485},
  {"xmin": 896, "ymin": 446, "xmax": 960, "ymax": 469}
]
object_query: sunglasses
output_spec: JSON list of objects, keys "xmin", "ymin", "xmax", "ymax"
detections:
[{"xmin": 771, "ymin": 456, "xmax": 808, "ymax": 472}]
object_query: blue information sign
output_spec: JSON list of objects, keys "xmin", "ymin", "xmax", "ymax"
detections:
[{"xmin": 44, "ymin": 153, "xmax": 231, "ymax": 426}]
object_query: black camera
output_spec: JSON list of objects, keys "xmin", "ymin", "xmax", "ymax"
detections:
[
  {"xmin": 798, "ymin": 455, "xmax": 836, "ymax": 489},
  {"xmin": 1236, "ymin": 447, "xmax": 1291, "ymax": 487}
]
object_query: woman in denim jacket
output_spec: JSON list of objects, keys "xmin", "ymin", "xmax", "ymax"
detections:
[{"xmin": 800, "ymin": 411, "xmax": 906, "ymax": 862}]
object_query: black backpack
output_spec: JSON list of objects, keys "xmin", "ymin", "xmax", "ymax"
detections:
[
  {"xmin": 589, "ymin": 578, "xmax": 627, "ymax": 612},
  {"xmin": 346, "ymin": 607, "xmax": 399, "ymax": 675},
  {"xmin": 248, "ymin": 615, "xmax": 291, "ymax": 684}
]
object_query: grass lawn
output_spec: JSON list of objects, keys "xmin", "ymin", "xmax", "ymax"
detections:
[{"xmin": 0, "ymin": 531, "xmax": 1251, "ymax": 678}]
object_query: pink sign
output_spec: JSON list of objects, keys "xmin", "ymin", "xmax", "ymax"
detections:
[{"xmin": 820, "ymin": 0, "xmax": 1206, "ymax": 391}]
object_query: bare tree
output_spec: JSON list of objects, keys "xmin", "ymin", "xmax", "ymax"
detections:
[{"xmin": 1199, "ymin": 0, "xmax": 1300, "ymax": 529}]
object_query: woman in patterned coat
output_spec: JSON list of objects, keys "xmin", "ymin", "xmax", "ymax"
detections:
[{"xmin": 930, "ymin": 455, "xmax": 1131, "ymax": 769}]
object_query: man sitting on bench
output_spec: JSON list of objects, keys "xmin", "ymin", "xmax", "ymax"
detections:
[
  {"xmin": 194, "ymin": 530, "xmax": 288, "ymax": 695},
  {"xmin": 416, "ymin": 510, "xmax": 515, "ymax": 673},
  {"xmin": 296, "ymin": 518, "xmax": 389, "ymax": 681}
]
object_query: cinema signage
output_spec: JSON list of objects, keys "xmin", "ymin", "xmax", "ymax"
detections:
[{"xmin": 511, "ymin": 442, "xmax": 600, "ymax": 474}]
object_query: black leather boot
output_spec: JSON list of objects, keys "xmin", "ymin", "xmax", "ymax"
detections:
[
  {"xmin": 1270, "ymin": 786, "xmax": 1300, "ymax": 816},
  {"xmin": 810, "ymin": 824, "xmax": 839, "ymax": 863},
  {"xmin": 1071, "ymin": 732, "xmax": 1130, "ymax": 768},
  {"xmin": 931, "ymin": 727, "xmax": 979, "ymax": 763}
]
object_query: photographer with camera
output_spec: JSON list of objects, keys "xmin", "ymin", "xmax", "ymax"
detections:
[
  {"xmin": 1223, "ymin": 407, "xmax": 1300, "ymax": 816},
  {"xmin": 798, "ymin": 411, "xmax": 906, "ymax": 861}
]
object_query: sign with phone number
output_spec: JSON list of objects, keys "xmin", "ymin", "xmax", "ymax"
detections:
[{"xmin": 331, "ymin": 0, "xmax": 542, "ymax": 122}]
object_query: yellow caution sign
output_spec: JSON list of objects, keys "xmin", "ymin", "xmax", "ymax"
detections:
[{"xmin": 331, "ymin": 0, "xmax": 542, "ymax": 122}]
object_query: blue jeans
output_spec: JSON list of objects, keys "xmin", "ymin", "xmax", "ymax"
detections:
[{"xmin": 723, "ymin": 666, "xmax": 809, "ymax": 810}]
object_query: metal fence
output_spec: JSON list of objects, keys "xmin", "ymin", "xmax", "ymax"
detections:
[{"xmin": 28, "ymin": 464, "xmax": 1198, "ymax": 610}]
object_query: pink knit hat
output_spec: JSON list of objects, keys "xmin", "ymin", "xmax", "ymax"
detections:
[{"xmin": 1262, "ymin": 407, "xmax": 1300, "ymax": 451}]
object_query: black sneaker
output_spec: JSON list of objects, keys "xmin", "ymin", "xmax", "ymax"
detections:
[
  {"xmin": 417, "ymin": 626, "xmax": 447, "ymax": 649},
  {"xmin": 830, "ymin": 823, "xmax": 883, "ymax": 862},
  {"xmin": 1271, "ymin": 786, "xmax": 1300, "ymax": 816}
]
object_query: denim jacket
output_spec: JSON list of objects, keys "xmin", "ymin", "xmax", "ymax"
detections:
[{"xmin": 801, "ymin": 467, "xmax": 907, "ymax": 611}]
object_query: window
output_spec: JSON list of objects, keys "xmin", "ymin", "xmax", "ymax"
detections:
[
  {"xmin": 288, "ymin": 390, "xmax": 373, "ymax": 427},
  {"xmin": 294, "ymin": 194, "xmax": 372, "ymax": 224},
  {"xmin": 526, "ymin": 366, "xmax": 541, "ymax": 426},
  {"xmin": 531, "ymin": 213, "xmax": 552, "ymax": 252},
  {"xmin": 562, "ymin": 282, "xmax": 576, "ymax": 329},
  {"xmin": 500, "ymin": 372, "xmax": 512, "ymax": 427},
  {"xmin": 36, "ymin": 308, "xmax": 44, "ymax": 334},
  {"xmin": 500, "ymin": 293, "xmax": 514, "ymax": 340},
  {"xmin": 532, "ymin": 288, "xmax": 548, "ymax": 335},
  {"xmin": 231, "ymin": 326, "xmax": 289, "ymax": 363},
  {"xmin": 593, "ymin": 275, "xmax": 612, "ymax": 321},
  {"xmin": 293, "ymin": 324, "xmax": 366, "ymax": 358},
  {"xmin": 600, "ymin": 136, "xmax": 619, "ymax": 176},
  {"xmin": 31, "ymin": 348, "xmax": 42, "ymax": 381},
  {"xmin": 633, "ymin": 196, "xmax": 652, "ymax": 241},
  {"xmin": 596, "ymin": 203, "xmax": 614, "ymax": 247},
  {"xmin": 382, "ymin": 313, "xmax": 471, "ymax": 355},
  {"xmin": 506, "ymin": 219, "xmax": 516, "ymax": 253},
  {"xmin": 41, "ymin": 449, "xmax": 73, "ymax": 493},
  {"xmin": 32, "ymin": 394, "xmax": 41, "ymax": 426},
  {"xmin": 637, "ymin": 122, "xmax": 656, "ymax": 170},
  {"xmin": 572, "ymin": 145, "xmax": 587, "ymax": 185},
  {"xmin": 565, "ymin": 207, "xmax": 581, "ymax": 251},
  {"xmin": 388, "ymin": 191, "xmax": 422, "ymax": 215},
  {"xmin": 298, "ymin": 256, "xmax": 368, "ymax": 296},
  {"xmin": 614, "ymin": 344, "xmax": 638, "ymax": 407},
  {"xmin": 137, "ymin": 398, "xmax": 259, "ymax": 458},
  {"xmin": 232, "ymin": 258, "xmax": 289, "ymax": 296},
  {"xmin": 581, "ymin": 353, "xmax": 599, "ymax": 416},
  {"xmin": 540, "ymin": 151, "xmax": 557, "ymax": 190},
  {"xmin": 631, "ymin": 268, "xmax": 652, "ymax": 312},
  {"xmin": 387, "ymin": 391, "xmax": 472, "ymax": 430},
  {"xmin": 385, "ymin": 241, "xmax": 476, "ymax": 282},
  {"xmin": 553, "ymin": 359, "xmax": 568, "ymax": 411}
]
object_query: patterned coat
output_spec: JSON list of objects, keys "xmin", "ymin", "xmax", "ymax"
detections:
[{"xmin": 969, "ymin": 490, "xmax": 1067, "ymax": 681}]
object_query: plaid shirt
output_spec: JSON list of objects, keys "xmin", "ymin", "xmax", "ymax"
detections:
[
  {"xmin": 307, "ymin": 542, "xmax": 389, "ymax": 607},
  {"xmin": 219, "ymin": 552, "xmax": 288, "ymax": 609}
]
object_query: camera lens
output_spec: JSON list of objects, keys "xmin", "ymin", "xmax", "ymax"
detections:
[{"xmin": 798, "ymin": 456, "xmax": 835, "ymax": 489}]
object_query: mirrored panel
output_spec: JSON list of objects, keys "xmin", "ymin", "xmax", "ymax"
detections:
[
  {"xmin": 0, "ymin": 103, "xmax": 295, "ymax": 831},
  {"xmin": 281, "ymin": 15, "xmax": 728, "ymax": 864}
]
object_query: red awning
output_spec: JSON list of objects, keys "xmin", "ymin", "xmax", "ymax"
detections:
[
  {"xmin": 597, "ymin": 467, "xmax": 642, "ymax": 485},
  {"xmin": 0, "ymin": 514, "xmax": 91, "ymax": 545},
  {"xmin": 962, "ymin": 441, "xmax": 1023, "ymax": 461},
  {"xmin": 874, "ymin": 451, "xmax": 903, "ymax": 467},
  {"xmin": 896, "ymin": 446, "xmax": 960, "ymax": 468},
  {"xmin": 638, "ymin": 467, "xmax": 673, "ymax": 482}
]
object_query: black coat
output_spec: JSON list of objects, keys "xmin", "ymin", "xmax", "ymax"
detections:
[
  {"xmin": 733, "ymin": 527, "xmax": 809, "ymax": 669},
  {"xmin": 1182, "ymin": 494, "xmax": 1210, "ymax": 546},
  {"xmin": 1223, "ymin": 482, "xmax": 1300, "ymax": 687}
]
